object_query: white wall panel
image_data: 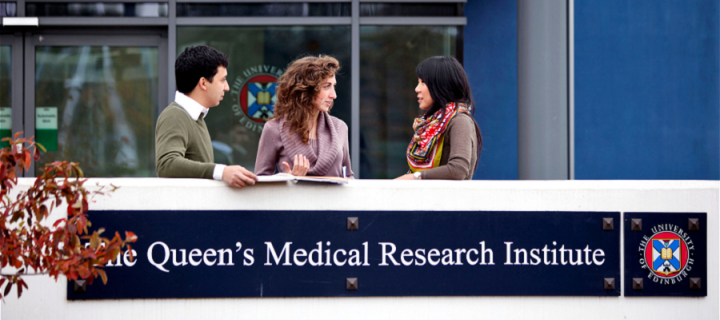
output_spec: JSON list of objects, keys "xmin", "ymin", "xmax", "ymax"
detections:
[{"xmin": 2, "ymin": 179, "xmax": 718, "ymax": 319}]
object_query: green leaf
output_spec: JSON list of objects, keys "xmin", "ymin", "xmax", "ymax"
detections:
[{"xmin": 35, "ymin": 142, "xmax": 46, "ymax": 153}]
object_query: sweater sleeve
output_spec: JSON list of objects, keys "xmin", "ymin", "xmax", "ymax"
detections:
[
  {"xmin": 421, "ymin": 115, "xmax": 476, "ymax": 180},
  {"xmin": 337, "ymin": 120, "xmax": 354, "ymax": 179},
  {"xmin": 155, "ymin": 110, "xmax": 216, "ymax": 179},
  {"xmin": 254, "ymin": 120, "xmax": 282, "ymax": 175}
]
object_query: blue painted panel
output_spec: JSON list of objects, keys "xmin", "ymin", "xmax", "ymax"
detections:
[
  {"xmin": 575, "ymin": 0, "xmax": 719, "ymax": 179},
  {"xmin": 465, "ymin": 0, "xmax": 518, "ymax": 180}
]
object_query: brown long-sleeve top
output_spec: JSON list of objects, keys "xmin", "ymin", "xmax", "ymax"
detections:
[
  {"xmin": 255, "ymin": 112, "xmax": 354, "ymax": 178},
  {"xmin": 420, "ymin": 113, "xmax": 479, "ymax": 180}
]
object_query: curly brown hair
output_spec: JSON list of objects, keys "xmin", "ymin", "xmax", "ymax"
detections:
[{"xmin": 272, "ymin": 55, "xmax": 340, "ymax": 144}]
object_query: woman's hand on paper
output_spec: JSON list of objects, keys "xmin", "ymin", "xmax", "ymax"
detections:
[{"xmin": 283, "ymin": 154, "xmax": 310, "ymax": 176}]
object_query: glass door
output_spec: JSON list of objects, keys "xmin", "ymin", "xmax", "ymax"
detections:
[
  {"xmin": 24, "ymin": 34, "xmax": 167, "ymax": 177},
  {"xmin": 0, "ymin": 34, "xmax": 23, "ymax": 149}
]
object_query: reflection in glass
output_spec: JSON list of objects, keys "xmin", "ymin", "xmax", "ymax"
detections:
[
  {"xmin": 178, "ymin": 26, "xmax": 351, "ymax": 172},
  {"xmin": 359, "ymin": 26, "xmax": 458, "ymax": 178},
  {"xmin": 34, "ymin": 46, "xmax": 158, "ymax": 177},
  {"xmin": 177, "ymin": 3, "xmax": 350, "ymax": 17},
  {"xmin": 0, "ymin": 46, "xmax": 10, "ymax": 145},
  {"xmin": 360, "ymin": 3, "xmax": 462, "ymax": 17},
  {"xmin": 26, "ymin": 2, "xmax": 168, "ymax": 17},
  {"xmin": 0, "ymin": 2, "xmax": 17, "ymax": 17}
]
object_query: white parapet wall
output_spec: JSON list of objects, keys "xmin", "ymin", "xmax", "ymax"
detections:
[{"xmin": 2, "ymin": 178, "xmax": 718, "ymax": 320}]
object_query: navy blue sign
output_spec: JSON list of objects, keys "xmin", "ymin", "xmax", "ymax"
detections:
[
  {"xmin": 624, "ymin": 212, "xmax": 707, "ymax": 296},
  {"xmin": 68, "ymin": 210, "xmax": 620, "ymax": 300}
]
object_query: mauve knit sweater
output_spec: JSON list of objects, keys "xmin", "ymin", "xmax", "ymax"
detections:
[{"xmin": 255, "ymin": 112, "xmax": 354, "ymax": 178}]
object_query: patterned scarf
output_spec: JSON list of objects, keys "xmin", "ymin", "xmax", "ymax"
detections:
[{"xmin": 407, "ymin": 102, "xmax": 472, "ymax": 172}]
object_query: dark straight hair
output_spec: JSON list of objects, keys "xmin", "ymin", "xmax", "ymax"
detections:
[
  {"xmin": 415, "ymin": 56, "xmax": 482, "ymax": 161},
  {"xmin": 416, "ymin": 56, "xmax": 475, "ymax": 118}
]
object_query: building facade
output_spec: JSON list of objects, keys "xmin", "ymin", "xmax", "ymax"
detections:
[{"xmin": 1, "ymin": 0, "xmax": 717, "ymax": 180}]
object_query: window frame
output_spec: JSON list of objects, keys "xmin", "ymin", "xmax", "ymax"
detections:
[{"xmin": 4, "ymin": 0, "xmax": 466, "ymax": 177}]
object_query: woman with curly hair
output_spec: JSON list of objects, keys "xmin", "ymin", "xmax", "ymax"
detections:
[{"xmin": 255, "ymin": 55, "xmax": 353, "ymax": 178}]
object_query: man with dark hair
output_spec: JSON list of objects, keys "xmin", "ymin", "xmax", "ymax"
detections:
[{"xmin": 155, "ymin": 45, "xmax": 257, "ymax": 188}]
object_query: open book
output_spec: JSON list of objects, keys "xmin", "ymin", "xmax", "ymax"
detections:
[{"xmin": 257, "ymin": 173, "xmax": 349, "ymax": 185}]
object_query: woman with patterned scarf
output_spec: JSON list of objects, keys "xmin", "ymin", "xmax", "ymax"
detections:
[{"xmin": 395, "ymin": 56, "xmax": 482, "ymax": 180}]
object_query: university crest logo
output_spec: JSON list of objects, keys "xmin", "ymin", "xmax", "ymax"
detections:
[
  {"xmin": 638, "ymin": 224, "xmax": 695, "ymax": 285},
  {"xmin": 231, "ymin": 65, "xmax": 284, "ymax": 133}
]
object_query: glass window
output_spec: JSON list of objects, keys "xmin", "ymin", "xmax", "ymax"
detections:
[
  {"xmin": 34, "ymin": 46, "xmax": 159, "ymax": 177},
  {"xmin": 0, "ymin": 46, "xmax": 10, "ymax": 147},
  {"xmin": 177, "ymin": 3, "xmax": 350, "ymax": 17},
  {"xmin": 0, "ymin": 2, "xmax": 16, "ymax": 17},
  {"xmin": 359, "ymin": 26, "xmax": 458, "ymax": 178},
  {"xmin": 177, "ymin": 26, "xmax": 351, "ymax": 172},
  {"xmin": 360, "ymin": 3, "xmax": 463, "ymax": 17},
  {"xmin": 26, "ymin": 2, "xmax": 168, "ymax": 17}
]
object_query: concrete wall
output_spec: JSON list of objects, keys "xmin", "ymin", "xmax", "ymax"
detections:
[{"xmin": 2, "ymin": 178, "xmax": 718, "ymax": 319}]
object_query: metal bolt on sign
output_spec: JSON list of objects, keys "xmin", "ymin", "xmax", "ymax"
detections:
[
  {"xmin": 73, "ymin": 280, "xmax": 86, "ymax": 294},
  {"xmin": 632, "ymin": 278, "xmax": 643, "ymax": 290},
  {"xmin": 602, "ymin": 218, "xmax": 614, "ymax": 231},
  {"xmin": 690, "ymin": 278, "xmax": 702, "ymax": 290},
  {"xmin": 346, "ymin": 278, "xmax": 358, "ymax": 291},
  {"xmin": 347, "ymin": 217, "xmax": 359, "ymax": 231},
  {"xmin": 688, "ymin": 218, "xmax": 700, "ymax": 231},
  {"xmin": 603, "ymin": 278, "xmax": 615, "ymax": 290}
]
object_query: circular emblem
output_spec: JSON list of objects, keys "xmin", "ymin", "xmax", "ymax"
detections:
[
  {"xmin": 644, "ymin": 231, "xmax": 689, "ymax": 278},
  {"xmin": 637, "ymin": 223, "xmax": 696, "ymax": 285},
  {"xmin": 231, "ymin": 65, "xmax": 284, "ymax": 133},
  {"xmin": 239, "ymin": 74, "xmax": 279, "ymax": 123}
]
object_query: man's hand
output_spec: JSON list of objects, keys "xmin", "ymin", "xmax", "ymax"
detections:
[
  {"xmin": 222, "ymin": 165, "xmax": 258, "ymax": 188},
  {"xmin": 282, "ymin": 154, "xmax": 310, "ymax": 177}
]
